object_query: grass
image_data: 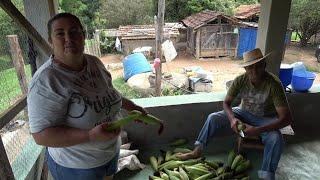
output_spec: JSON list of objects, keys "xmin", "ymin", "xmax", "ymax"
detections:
[
  {"xmin": 112, "ymin": 77, "xmax": 143, "ymax": 99},
  {"xmin": 291, "ymin": 32, "xmax": 300, "ymax": 42},
  {"xmin": 0, "ymin": 65, "xmax": 31, "ymax": 113},
  {"xmin": 0, "ymin": 55, "xmax": 13, "ymax": 71}
]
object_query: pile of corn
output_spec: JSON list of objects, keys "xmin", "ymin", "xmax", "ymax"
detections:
[{"xmin": 149, "ymin": 149, "xmax": 250, "ymax": 180}]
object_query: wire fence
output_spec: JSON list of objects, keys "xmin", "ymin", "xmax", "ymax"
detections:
[{"xmin": 0, "ymin": 8, "xmax": 40, "ymax": 180}]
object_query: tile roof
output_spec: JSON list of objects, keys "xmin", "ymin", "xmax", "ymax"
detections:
[
  {"xmin": 234, "ymin": 4, "xmax": 260, "ymax": 20},
  {"xmin": 181, "ymin": 10, "xmax": 238, "ymax": 29}
]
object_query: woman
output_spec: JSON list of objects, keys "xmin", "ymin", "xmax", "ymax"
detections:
[{"xmin": 27, "ymin": 13, "xmax": 146, "ymax": 180}]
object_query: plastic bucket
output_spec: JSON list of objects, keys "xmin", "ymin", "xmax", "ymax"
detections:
[
  {"xmin": 123, "ymin": 53, "xmax": 151, "ymax": 81},
  {"xmin": 291, "ymin": 71, "xmax": 315, "ymax": 92},
  {"xmin": 279, "ymin": 64, "xmax": 293, "ymax": 87}
]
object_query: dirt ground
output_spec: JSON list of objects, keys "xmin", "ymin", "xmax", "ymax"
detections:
[{"xmin": 100, "ymin": 45, "xmax": 320, "ymax": 92}]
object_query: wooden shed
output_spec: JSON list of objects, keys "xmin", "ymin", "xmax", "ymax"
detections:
[
  {"xmin": 181, "ymin": 10, "xmax": 239, "ymax": 59},
  {"xmin": 117, "ymin": 23, "xmax": 184, "ymax": 56}
]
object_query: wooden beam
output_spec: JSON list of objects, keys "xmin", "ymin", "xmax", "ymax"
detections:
[
  {"xmin": 7, "ymin": 35, "xmax": 28, "ymax": 94},
  {"xmin": 0, "ymin": 95, "xmax": 27, "ymax": 130},
  {"xmin": 155, "ymin": 0, "xmax": 165, "ymax": 96},
  {"xmin": 0, "ymin": 0, "xmax": 52, "ymax": 56},
  {"xmin": 0, "ymin": 138, "xmax": 14, "ymax": 180},
  {"xmin": 196, "ymin": 30, "xmax": 201, "ymax": 59}
]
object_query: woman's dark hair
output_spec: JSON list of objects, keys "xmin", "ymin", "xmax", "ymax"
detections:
[{"xmin": 47, "ymin": 13, "xmax": 85, "ymax": 39}]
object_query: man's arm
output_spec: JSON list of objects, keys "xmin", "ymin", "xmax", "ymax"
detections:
[
  {"xmin": 257, "ymin": 106, "xmax": 292, "ymax": 133},
  {"xmin": 223, "ymin": 95, "xmax": 240, "ymax": 133}
]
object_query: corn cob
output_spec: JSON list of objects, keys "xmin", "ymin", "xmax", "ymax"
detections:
[
  {"xmin": 192, "ymin": 163, "xmax": 209, "ymax": 171},
  {"xmin": 182, "ymin": 158, "xmax": 204, "ymax": 166},
  {"xmin": 231, "ymin": 155, "xmax": 244, "ymax": 170},
  {"xmin": 157, "ymin": 155, "xmax": 164, "ymax": 166},
  {"xmin": 165, "ymin": 151, "xmax": 173, "ymax": 162},
  {"xmin": 150, "ymin": 156, "xmax": 158, "ymax": 171},
  {"xmin": 227, "ymin": 150, "xmax": 236, "ymax": 167},
  {"xmin": 195, "ymin": 172, "xmax": 216, "ymax": 180},
  {"xmin": 184, "ymin": 166, "xmax": 210, "ymax": 176},
  {"xmin": 179, "ymin": 166, "xmax": 189, "ymax": 180},
  {"xmin": 220, "ymin": 172, "xmax": 233, "ymax": 179},
  {"xmin": 104, "ymin": 110, "xmax": 142, "ymax": 131},
  {"xmin": 168, "ymin": 175, "xmax": 180, "ymax": 180},
  {"xmin": 164, "ymin": 168, "xmax": 180, "ymax": 178},
  {"xmin": 204, "ymin": 160, "xmax": 219, "ymax": 169},
  {"xmin": 160, "ymin": 160, "xmax": 183, "ymax": 170},
  {"xmin": 104, "ymin": 110, "xmax": 164, "ymax": 134},
  {"xmin": 216, "ymin": 167, "xmax": 225, "ymax": 175},
  {"xmin": 237, "ymin": 122, "xmax": 246, "ymax": 131},
  {"xmin": 159, "ymin": 172, "xmax": 169, "ymax": 180},
  {"xmin": 235, "ymin": 160, "xmax": 250, "ymax": 174}
]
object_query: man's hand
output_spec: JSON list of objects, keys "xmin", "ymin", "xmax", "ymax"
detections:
[
  {"xmin": 88, "ymin": 122, "xmax": 120, "ymax": 142},
  {"xmin": 243, "ymin": 124, "xmax": 260, "ymax": 136},
  {"xmin": 230, "ymin": 118, "xmax": 240, "ymax": 133}
]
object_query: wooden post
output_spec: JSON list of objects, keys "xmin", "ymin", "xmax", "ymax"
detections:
[
  {"xmin": 155, "ymin": 0, "xmax": 165, "ymax": 96},
  {"xmin": 7, "ymin": 35, "xmax": 28, "ymax": 95},
  {"xmin": 0, "ymin": 138, "xmax": 15, "ymax": 180},
  {"xmin": 196, "ymin": 30, "xmax": 201, "ymax": 59}
]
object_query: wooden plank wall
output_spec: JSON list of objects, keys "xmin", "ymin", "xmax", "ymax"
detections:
[{"xmin": 199, "ymin": 24, "xmax": 238, "ymax": 58}]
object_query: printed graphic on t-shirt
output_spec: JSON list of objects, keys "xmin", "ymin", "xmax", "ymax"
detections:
[
  {"xmin": 67, "ymin": 65, "xmax": 121, "ymax": 122},
  {"xmin": 241, "ymin": 89, "xmax": 268, "ymax": 117}
]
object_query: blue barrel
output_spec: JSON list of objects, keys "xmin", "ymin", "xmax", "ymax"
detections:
[{"xmin": 123, "ymin": 53, "xmax": 152, "ymax": 81}]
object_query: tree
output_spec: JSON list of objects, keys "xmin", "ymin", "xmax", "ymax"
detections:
[
  {"xmin": 289, "ymin": 0, "xmax": 320, "ymax": 46},
  {"xmin": 59, "ymin": 0, "xmax": 102, "ymax": 37},
  {"xmin": 99, "ymin": 0, "xmax": 154, "ymax": 28},
  {"xmin": 0, "ymin": 0, "xmax": 25, "ymax": 55},
  {"xmin": 186, "ymin": 0, "xmax": 236, "ymax": 15}
]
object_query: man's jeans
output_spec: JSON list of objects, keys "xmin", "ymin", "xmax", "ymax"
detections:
[{"xmin": 195, "ymin": 107, "xmax": 284, "ymax": 180}]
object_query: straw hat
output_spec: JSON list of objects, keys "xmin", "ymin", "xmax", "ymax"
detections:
[{"xmin": 239, "ymin": 48, "xmax": 271, "ymax": 67}]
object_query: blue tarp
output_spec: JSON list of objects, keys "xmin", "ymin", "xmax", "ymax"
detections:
[
  {"xmin": 237, "ymin": 27, "xmax": 291, "ymax": 58},
  {"xmin": 237, "ymin": 27, "xmax": 257, "ymax": 58}
]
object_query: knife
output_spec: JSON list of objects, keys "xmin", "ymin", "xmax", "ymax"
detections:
[{"xmin": 239, "ymin": 130, "xmax": 245, "ymax": 138}]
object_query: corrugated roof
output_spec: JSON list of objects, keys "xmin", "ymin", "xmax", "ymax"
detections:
[
  {"xmin": 234, "ymin": 4, "xmax": 260, "ymax": 20},
  {"xmin": 181, "ymin": 10, "xmax": 238, "ymax": 29},
  {"xmin": 117, "ymin": 23, "xmax": 182, "ymax": 40}
]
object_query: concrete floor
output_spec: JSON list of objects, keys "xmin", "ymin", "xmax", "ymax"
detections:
[{"xmin": 114, "ymin": 135, "xmax": 320, "ymax": 180}]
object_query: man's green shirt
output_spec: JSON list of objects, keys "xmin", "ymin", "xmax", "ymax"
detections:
[{"xmin": 227, "ymin": 72, "xmax": 288, "ymax": 117}]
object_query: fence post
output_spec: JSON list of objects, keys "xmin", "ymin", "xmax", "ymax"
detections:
[
  {"xmin": 7, "ymin": 35, "xmax": 28, "ymax": 95},
  {"xmin": 0, "ymin": 138, "xmax": 15, "ymax": 180}
]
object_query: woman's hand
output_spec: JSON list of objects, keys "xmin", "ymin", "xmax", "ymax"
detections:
[{"xmin": 88, "ymin": 122, "xmax": 120, "ymax": 142}]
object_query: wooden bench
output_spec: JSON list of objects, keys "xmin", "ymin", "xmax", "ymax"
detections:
[{"xmin": 237, "ymin": 125, "xmax": 295, "ymax": 153}]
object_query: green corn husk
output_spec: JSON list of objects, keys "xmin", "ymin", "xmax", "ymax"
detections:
[
  {"xmin": 104, "ymin": 110, "xmax": 164, "ymax": 134},
  {"xmin": 104, "ymin": 110, "xmax": 142, "ymax": 131}
]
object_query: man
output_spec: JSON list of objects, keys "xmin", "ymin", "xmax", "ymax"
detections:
[{"xmin": 177, "ymin": 48, "xmax": 292, "ymax": 180}]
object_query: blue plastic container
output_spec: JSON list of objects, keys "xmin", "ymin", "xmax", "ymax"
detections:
[
  {"xmin": 279, "ymin": 64, "xmax": 293, "ymax": 87},
  {"xmin": 123, "ymin": 53, "xmax": 151, "ymax": 81},
  {"xmin": 291, "ymin": 71, "xmax": 315, "ymax": 92}
]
